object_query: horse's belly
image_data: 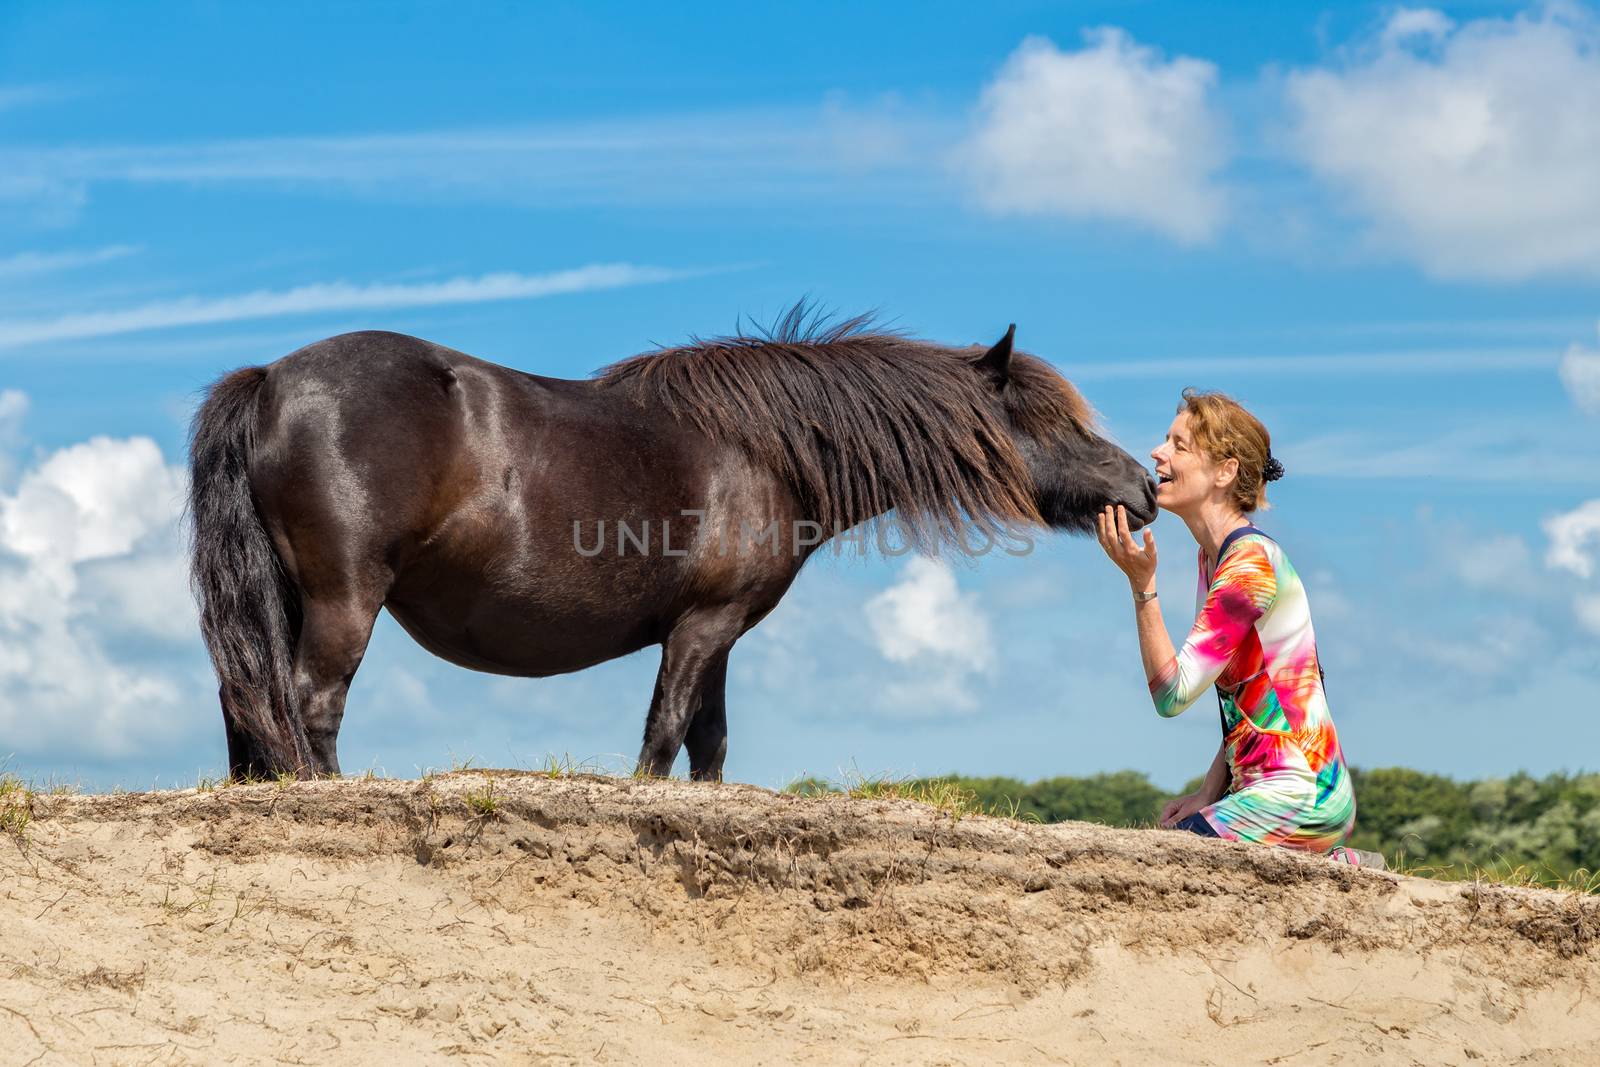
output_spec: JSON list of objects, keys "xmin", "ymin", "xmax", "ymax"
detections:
[{"xmin": 384, "ymin": 595, "xmax": 658, "ymax": 678}]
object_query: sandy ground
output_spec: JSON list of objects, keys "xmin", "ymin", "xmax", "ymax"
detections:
[{"xmin": 1, "ymin": 772, "xmax": 1596, "ymax": 1066}]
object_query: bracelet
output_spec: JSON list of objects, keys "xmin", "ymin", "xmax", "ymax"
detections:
[{"xmin": 1132, "ymin": 590, "xmax": 1158, "ymax": 603}]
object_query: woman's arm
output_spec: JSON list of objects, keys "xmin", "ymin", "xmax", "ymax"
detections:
[
  {"xmin": 1159, "ymin": 743, "xmax": 1231, "ymax": 826},
  {"xmin": 1097, "ymin": 505, "xmax": 1277, "ymax": 718},
  {"xmin": 1097, "ymin": 503, "xmax": 1175, "ymax": 678},
  {"xmin": 1132, "ymin": 579, "xmax": 1176, "ymax": 680}
]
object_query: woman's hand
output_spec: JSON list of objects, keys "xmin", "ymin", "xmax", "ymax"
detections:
[
  {"xmin": 1160, "ymin": 792, "xmax": 1207, "ymax": 828},
  {"xmin": 1096, "ymin": 504, "xmax": 1158, "ymax": 592}
]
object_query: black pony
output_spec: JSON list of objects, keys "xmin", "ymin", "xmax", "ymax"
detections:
[{"xmin": 189, "ymin": 309, "xmax": 1155, "ymax": 780}]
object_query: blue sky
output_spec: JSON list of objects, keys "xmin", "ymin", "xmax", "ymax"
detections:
[{"xmin": 2, "ymin": 1, "xmax": 1598, "ymax": 793}]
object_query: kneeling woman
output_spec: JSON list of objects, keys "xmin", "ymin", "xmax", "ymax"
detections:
[{"xmin": 1096, "ymin": 390, "xmax": 1372, "ymax": 866}]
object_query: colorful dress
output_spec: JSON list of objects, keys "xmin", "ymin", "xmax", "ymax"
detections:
[{"xmin": 1148, "ymin": 525, "xmax": 1356, "ymax": 851}]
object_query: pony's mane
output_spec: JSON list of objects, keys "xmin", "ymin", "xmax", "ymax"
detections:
[{"xmin": 596, "ymin": 305, "xmax": 1096, "ymax": 547}]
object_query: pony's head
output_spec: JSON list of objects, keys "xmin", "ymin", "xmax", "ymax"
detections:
[{"xmin": 973, "ymin": 325, "xmax": 1157, "ymax": 534}]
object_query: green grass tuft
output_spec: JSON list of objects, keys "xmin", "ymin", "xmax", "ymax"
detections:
[
  {"xmin": 0, "ymin": 773, "xmax": 33, "ymax": 838},
  {"xmin": 533, "ymin": 752, "xmax": 609, "ymax": 779},
  {"xmin": 1392, "ymin": 854, "xmax": 1600, "ymax": 895},
  {"xmin": 464, "ymin": 780, "xmax": 499, "ymax": 818},
  {"xmin": 785, "ymin": 771, "xmax": 990, "ymax": 821}
]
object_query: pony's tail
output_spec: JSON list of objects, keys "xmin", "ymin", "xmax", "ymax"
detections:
[{"xmin": 188, "ymin": 367, "xmax": 312, "ymax": 778}]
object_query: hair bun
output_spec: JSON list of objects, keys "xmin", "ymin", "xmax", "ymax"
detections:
[{"xmin": 1262, "ymin": 455, "xmax": 1285, "ymax": 483}]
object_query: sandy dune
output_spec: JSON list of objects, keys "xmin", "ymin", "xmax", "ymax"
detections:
[{"xmin": 1, "ymin": 773, "xmax": 1596, "ymax": 1065}]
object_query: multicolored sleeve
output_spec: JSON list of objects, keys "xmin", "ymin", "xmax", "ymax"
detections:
[{"xmin": 1149, "ymin": 539, "xmax": 1278, "ymax": 718}]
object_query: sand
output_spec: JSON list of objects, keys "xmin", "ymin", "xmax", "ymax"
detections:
[{"xmin": 1, "ymin": 772, "xmax": 1596, "ymax": 1065}]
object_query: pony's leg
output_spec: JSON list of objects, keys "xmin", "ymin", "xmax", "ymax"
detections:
[
  {"xmin": 638, "ymin": 610, "xmax": 743, "ymax": 777},
  {"xmin": 684, "ymin": 650, "xmax": 730, "ymax": 782},
  {"xmin": 293, "ymin": 596, "xmax": 383, "ymax": 776}
]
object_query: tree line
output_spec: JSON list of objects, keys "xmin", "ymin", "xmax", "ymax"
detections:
[{"xmin": 791, "ymin": 767, "xmax": 1600, "ymax": 884}]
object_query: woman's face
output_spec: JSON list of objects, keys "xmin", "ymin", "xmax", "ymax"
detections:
[{"xmin": 1150, "ymin": 411, "xmax": 1231, "ymax": 516}]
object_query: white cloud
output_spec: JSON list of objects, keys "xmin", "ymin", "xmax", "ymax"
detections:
[
  {"xmin": 1576, "ymin": 594, "xmax": 1600, "ymax": 636},
  {"xmin": 1286, "ymin": 5, "xmax": 1600, "ymax": 280},
  {"xmin": 1568, "ymin": 591, "xmax": 1600, "ymax": 633},
  {"xmin": 1444, "ymin": 531, "xmax": 1536, "ymax": 591},
  {"xmin": 1559, "ymin": 331, "xmax": 1600, "ymax": 414},
  {"xmin": 958, "ymin": 30, "xmax": 1229, "ymax": 243},
  {"xmin": 0, "ymin": 106, "xmax": 947, "ymax": 221},
  {"xmin": 1544, "ymin": 499, "xmax": 1600, "ymax": 579},
  {"xmin": 866, "ymin": 557, "xmax": 994, "ymax": 670},
  {"xmin": 0, "ymin": 84, "xmax": 72, "ymax": 112},
  {"xmin": 1391, "ymin": 613, "xmax": 1547, "ymax": 679},
  {"xmin": 732, "ymin": 559, "xmax": 1004, "ymax": 722},
  {"xmin": 864, "ymin": 557, "xmax": 994, "ymax": 713},
  {"xmin": 1305, "ymin": 569, "xmax": 1356, "ymax": 623},
  {"xmin": 0, "ymin": 173, "xmax": 86, "ymax": 227},
  {"xmin": 0, "ymin": 245, "xmax": 139, "ymax": 279},
  {"xmin": 0, "ymin": 389, "xmax": 26, "ymax": 484},
  {"xmin": 1285, "ymin": 419, "xmax": 1600, "ymax": 485},
  {"xmin": 1381, "ymin": 8, "xmax": 1456, "ymax": 47},
  {"xmin": 0, "ymin": 436, "xmax": 184, "ymax": 561},
  {"xmin": 1308, "ymin": 506, "xmax": 1595, "ymax": 721},
  {"xmin": 1543, "ymin": 498, "xmax": 1600, "ymax": 634},
  {"xmin": 0, "ymin": 263, "xmax": 703, "ymax": 350},
  {"xmin": 0, "ymin": 414, "xmax": 201, "ymax": 759},
  {"xmin": 80, "ymin": 547, "xmax": 196, "ymax": 642}
]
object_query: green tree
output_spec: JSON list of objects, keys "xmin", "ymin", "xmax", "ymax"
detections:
[{"xmin": 785, "ymin": 766, "xmax": 1600, "ymax": 886}]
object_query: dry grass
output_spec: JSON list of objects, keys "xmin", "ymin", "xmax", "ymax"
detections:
[
  {"xmin": 0, "ymin": 773, "xmax": 32, "ymax": 838},
  {"xmin": 534, "ymin": 752, "xmax": 611, "ymax": 779},
  {"xmin": 1394, "ymin": 854, "xmax": 1600, "ymax": 896},
  {"xmin": 788, "ymin": 772, "xmax": 990, "ymax": 821},
  {"xmin": 159, "ymin": 872, "xmax": 221, "ymax": 917},
  {"xmin": 787, "ymin": 774, "xmax": 1057, "ymax": 825},
  {"xmin": 418, "ymin": 751, "xmax": 490, "ymax": 782}
]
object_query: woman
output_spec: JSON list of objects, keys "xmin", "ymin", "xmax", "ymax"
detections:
[{"xmin": 1096, "ymin": 389, "xmax": 1375, "ymax": 867}]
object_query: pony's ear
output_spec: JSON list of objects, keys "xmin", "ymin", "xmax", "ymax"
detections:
[{"xmin": 978, "ymin": 324, "xmax": 1014, "ymax": 386}]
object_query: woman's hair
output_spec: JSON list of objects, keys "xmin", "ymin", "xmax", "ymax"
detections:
[{"xmin": 1178, "ymin": 388, "xmax": 1278, "ymax": 514}]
